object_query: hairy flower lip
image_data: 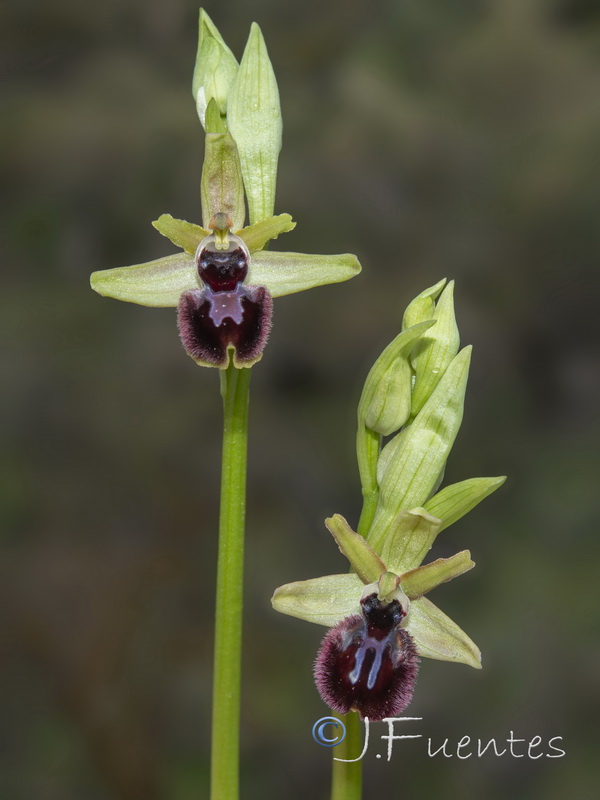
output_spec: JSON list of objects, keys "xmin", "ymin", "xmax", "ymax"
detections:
[
  {"xmin": 178, "ymin": 283, "xmax": 272, "ymax": 369},
  {"xmin": 313, "ymin": 593, "xmax": 420, "ymax": 721}
]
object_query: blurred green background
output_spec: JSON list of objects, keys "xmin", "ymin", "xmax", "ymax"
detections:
[{"xmin": 2, "ymin": 0, "xmax": 599, "ymax": 797}]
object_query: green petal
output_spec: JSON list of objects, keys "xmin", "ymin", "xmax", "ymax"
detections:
[
  {"xmin": 271, "ymin": 573, "xmax": 363, "ymax": 627},
  {"xmin": 152, "ymin": 214, "xmax": 208, "ymax": 255},
  {"xmin": 90, "ymin": 253, "xmax": 197, "ymax": 307},
  {"xmin": 227, "ymin": 23, "xmax": 282, "ymax": 224},
  {"xmin": 201, "ymin": 131, "xmax": 245, "ymax": 230},
  {"xmin": 192, "ymin": 9, "xmax": 239, "ymax": 125},
  {"xmin": 378, "ymin": 508, "xmax": 442, "ymax": 573},
  {"xmin": 424, "ymin": 476, "xmax": 507, "ymax": 532},
  {"xmin": 247, "ymin": 251, "xmax": 361, "ymax": 297},
  {"xmin": 151, "ymin": 213, "xmax": 296, "ymax": 256},
  {"xmin": 401, "ymin": 550, "xmax": 474, "ymax": 599},
  {"xmin": 368, "ymin": 346, "xmax": 471, "ymax": 552},
  {"xmin": 324, "ymin": 515, "xmax": 385, "ymax": 584},
  {"xmin": 409, "ymin": 281, "xmax": 460, "ymax": 416},
  {"xmin": 237, "ymin": 214, "xmax": 296, "ymax": 252},
  {"xmin": 406, "ymin": 596, "xmax": 481, "ymax": 668},
  {"xmin": 358, "ymin": 321, "xmax": 435, "ymax": 437},
  {"xmin": 402, "ymin": 278, "xmax": 446, "ymax": 330}
]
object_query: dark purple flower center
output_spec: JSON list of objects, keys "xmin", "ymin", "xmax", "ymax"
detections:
[
  {"xmin": 197, "ymin": 245, "xmax": 249, "ymax": 292},
  {"xmin": 178, "ymin": 235, "xmax": 271, "ymax": 368}
]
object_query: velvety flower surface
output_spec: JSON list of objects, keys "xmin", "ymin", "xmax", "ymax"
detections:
[{"xmin": 314, "ymin": 589, "xmax": 419, "ymax": 721}]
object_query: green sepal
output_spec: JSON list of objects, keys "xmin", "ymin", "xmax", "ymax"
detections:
[
  {"xmin": 272, "ymin": 570, "xmax": 483, "ymax": 668},
  {"xmin": 247, "ymin": 250, "xmax": 361, "ymax": 297},
  {"xmin": 192, "ymin": 9, "xmax": 238, "ymax": 126},
  {"xmin": 402, "ymin": 278, "xmax": 446, "ymax": 330},
  {"xmin": 368, "ymin": 346, "xmax": 472, "ymax": 552},
  {"xmin": 227, "ymin": 23, "xmax": 282, "ymax": 224},
  {"xmin": 90, "ymin": 253, "xmax": 197, "ymax": 307},
  {"xmin": 407, "ymin": 596, "xmax": 481, "ymax": 669},
  {"xmin": 90, "ymin": 248, "xmax": 361, "ymax": 307},
  {"xmin": 400, "ymin": 550, "xmax": 474, "ymax": 599},
  {"xmin": 152, "ymin": 214, "xmax": 209, "ymax": 255},
  {"xmin": 410, "ymin": 280, "xmax": 460, "ymax": 416},
  {"xmin": 201, "ymin": 132, "xmax": 245, "ymax": 230},
  {"xmin": 378, "ymin": 508, "xmax": 442, "ymax": 574},
  {"xmin": 205, "ymin": 97, "xmax": 227, "ymax": 134},
  {"xmin": 424, "ymin": 476, "xmax": 507, "ymax": 533},
  {"xmin": 358, "ymin": 321, "xmax": 435, "ymax": 437},
  {"xmin": 238, "ymin": 213, "xmax": 296, "ymax": 252},
  {"xmin": 324, "ymin": 514, "xmax": 385, "ymax": 584},
  {"xmin": 271, "ymin": 573, "xmax": 364, "ymax": 627}
]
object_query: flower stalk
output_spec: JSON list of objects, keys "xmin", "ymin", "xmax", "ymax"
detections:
[{"xmin": 211, "ymin": 364, "xmax": 251, "ymax": 800}]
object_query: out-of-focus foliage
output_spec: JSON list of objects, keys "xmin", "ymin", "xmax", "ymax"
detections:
[{"xmin": 1, "ymin": 1, "xmax": 598, "ymax": 798}]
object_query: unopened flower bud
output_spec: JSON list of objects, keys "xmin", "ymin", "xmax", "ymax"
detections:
[
  {"xmin": 358, "ymin": 321, "xmax": 434, "ymax": 437},
  {"xmin": 192, "ymin": 10, "xmax": 239, "ymax": 127}
]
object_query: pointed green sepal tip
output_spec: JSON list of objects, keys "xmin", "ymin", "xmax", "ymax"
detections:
[
  {"xmin": 324, "ymin": 514, "xmax": 385, "ymax": 584},
  {"xmin": 248, "ymin": 250, "xmax": 361, "ymax": 297},
  {"xmin": 358, "ymin": 320, "xmax": 435, "ymax": 437},
  {"xmin": 400, "ymin": 550, "xmax": 475, "ymax": 599},
  {"xmin": 205, "ymin": 97, "xmax": 227, "ymax": 134},
  {"xmin": 227, "ymin": 22, "xmax": 282, "ymax": 224},
  {"xmin": 407, "ymin": 596, "xmax": 482, "ymax": 669},
  {"xmin": 90, "ymin": 253, "xmax": 197, "ymax": 307},
  {"xmin": 271, "ymin": 573, "xmax": 364, "ymax": 627},
  {"xmin": 410, "ymin": 280, "xmax": 460, "ymax": 416},
  {"xmin": 425, "ymin": 475, "xmax": 507, "ymax": 532},
  {"xmin": 402, "ymin": 278, "xmax": 447, "ymax": 330},
  {"xmin": 193, "ymin": 9, "xmax": 239, "ymax": 127}
]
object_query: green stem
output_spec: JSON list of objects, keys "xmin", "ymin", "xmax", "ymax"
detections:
[
  {"xmin": 330, "ymin": 712, "xmax": 363, "ymax": 800},
  {"xmin": 356, "ymin": 426, "xmax": 381, "ymax": 538},
  {"xmin": 210, "ymin": 363, "xmax": 251, "ymax": 800}
]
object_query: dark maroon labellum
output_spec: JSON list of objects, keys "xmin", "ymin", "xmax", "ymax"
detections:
[
  {"xmin": 314, "ymin": 593, "xmax": 419, "ymax": 721},
  {"xmin": 177, "ymin": 234, "xmax": 272, "ymax": 368},
  {"xmin": 178, "ymin": 285, "xmax": 272, "ymax": 368}
]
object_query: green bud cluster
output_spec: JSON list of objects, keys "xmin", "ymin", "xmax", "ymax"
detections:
[{"xmin": 273, "ymin": 279, "xmax": 505, "ymax": 669}]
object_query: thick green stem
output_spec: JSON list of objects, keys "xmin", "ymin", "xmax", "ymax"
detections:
[
  {"xmin": 210, "ymin": 364, "xmax": 251, "ymax": 800},
  {"xmin": 330, "ymin": 712, "xmax": 363, "ymax": 800}
]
